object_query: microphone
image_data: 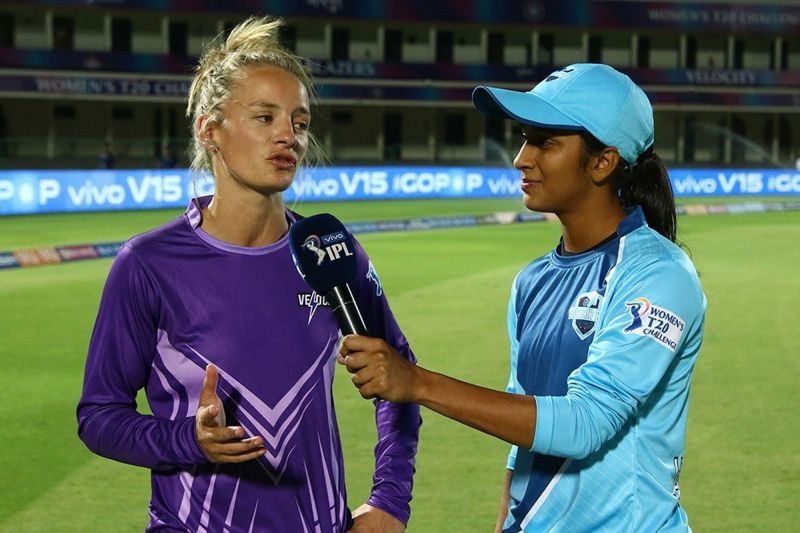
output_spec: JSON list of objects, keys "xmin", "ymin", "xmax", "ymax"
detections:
[{"xmin": 288, "ymin": 213, "xmax": 369, "ymax": 336}]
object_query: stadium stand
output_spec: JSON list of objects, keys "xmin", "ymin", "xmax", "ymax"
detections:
[{"xmin": 0, "ymin": 0, "xmax": 798, "ymax": 169}]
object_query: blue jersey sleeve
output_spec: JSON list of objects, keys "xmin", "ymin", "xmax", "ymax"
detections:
[
  {"xmin": 506, "ymin": 274, "xmax": 522, "ymax": 469},
  {"xmin": 532, "ymin": 255, "xmax": 706, "ymax": 459}
]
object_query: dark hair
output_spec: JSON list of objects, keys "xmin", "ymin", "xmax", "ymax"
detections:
[{"xmin": 580, "ymin": 131, "xmax": 677, "ymax": 243}]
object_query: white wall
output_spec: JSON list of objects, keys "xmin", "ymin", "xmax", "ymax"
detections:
[
  {"xmin": 649, "ymin": 35, "xmax": 680, "ymax": 68},
  {"xmin": 601, "ymin": 34, "xmax": 631, "ymax": 67},
  {"xmin": 553, "ymin": 32, "xmax": 584, "ymax": 66},
  {"xmin": 187, "ymin": 17, "xmax": 219, "ymax": 56},
  {"xmin": 349, "ymin": 25, "xmax": 379, "ymax": 61},
  {"xmin": 654, "ymin": 111, "xmax": 678, "ymax": 163},
  {"xmin": 329, "ymin": 107, "xmax": 380, "ymax": 161},
  {"xmin": 437, "ymin": 112, "xmax": 482, "ymax": 162},
  {"xmin": 400, "ymin": 108, "xmax": 433, "ymax": 160},
  {"xmin": 295, "ymin": 23, "xmax": 327, "ymax": 59},
  {"xmin": 132, "ymin": 15, "xmax": 164, "ymax": 54},
  {"xmin": 452, "ymin": 29, "xmax": 483, "ymax": 64},
  {"xmin": 73, "ymin": 12, "xmax": 107, "ymax": 51},
  {"xmin": 742, "ymin": 38, "xmax": 771, "ymax": 69},
  {"xmin": 696, "ymin": 36, "xmax": 726, "ymax": 68},
  {"xmin": 504, "ymin": 31, "xmax": 532, "ymax": 66},
  {"xmin": 13, "ymin": 10, "xmax": 48, "ymax": 48},
  {"xmin": 403, "ymin": 27, "xmax": 431, "ymax": 63}
]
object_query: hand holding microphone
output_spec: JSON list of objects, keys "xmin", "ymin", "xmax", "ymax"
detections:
[{"xmin": 338, "ymin": 335, "xmax": 421, "ymax": 403}]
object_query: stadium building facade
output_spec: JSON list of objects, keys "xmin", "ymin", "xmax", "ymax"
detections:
[{"xmin": 0, "ymin": 0, "xmax": 798, "ymax": 169}]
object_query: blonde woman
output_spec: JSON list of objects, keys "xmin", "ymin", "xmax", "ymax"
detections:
[{"xmin": 78, "ymin": 17, "xmax": 419, "ymax": 532}]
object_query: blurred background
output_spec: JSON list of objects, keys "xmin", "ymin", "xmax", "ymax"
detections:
[{"xmin": 1, "ymin": 0, "xmax": 799, "ymax": 171}]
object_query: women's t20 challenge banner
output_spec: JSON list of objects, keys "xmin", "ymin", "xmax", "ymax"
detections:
[{"xmin": 1, "ymin": 167, "xmax": 799, "ymax": 215}]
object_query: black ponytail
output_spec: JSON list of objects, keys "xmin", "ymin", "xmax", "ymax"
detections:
[{"xmin": 580, "ymin": 132, "xmax": 677, "ymax": 243}]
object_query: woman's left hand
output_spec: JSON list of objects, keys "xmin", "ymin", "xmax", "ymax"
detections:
[{"xmin": 347, "ymin": 503, "xmax": 405, "ymax": 532}]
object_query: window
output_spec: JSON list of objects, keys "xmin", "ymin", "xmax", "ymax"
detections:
[
  {"xmin": 112, "ymin": 107, "xmax": 133, "ymax": 121},
  {"xmin": 331, "ymin": 112, "xmax": 353, "ymax": 124},
  {"xmin": 332, "ymin": 27, "xmax": 349, "ymax": 61},
  {"xmin": 0, "ymin": 13, "xmax": 14, "ymax": 47},
  {"xmin": 588, "ymin": 35, "xmax": 602, "ymax": 63},
  {"xmin": 488, "ymin": 32, "xmax": 504, "ymax": 64},
  {"xmin": 384, "ymin": 112, "xmax": 402, "ymax": 161},
  {"xmin": 385, "ymin": 29, "xmax": 402, "ymax": 62},
  {"xmin": 539, "ymin": 34, "xmax": 554, "ymax": 66},
  {"xmin": 169, "ymin": 21, "xmax": 187, "ymax": 55},
  {"xmin": 111, "ymin": 18, "xmax": 131, "ymax": 53},
  {"xmin": 436, "ymin": 31, "xmax": 453, "ymax": 63},
  {"xmin": 53, "ymin": 105, "xmax": 75, "ymax": 119},
  {"xmin": 637, "ymin": 37, "xmax": 650, "ymax": 68},
  {"xmin": 685, "ymin": 36, "xmax": 697, "ymax": 68},
  {"xmin": 280, "ymin": 25, "xmax": 296, "ymax": 52},
  {"xmin": 52, "ymin": 16, "xmax": 74, "ymax": 50},
  {"xmin": 444, "ymin": 114, "xmax": 466, "ymax": 145},
  {"xmin": 733, "ymin": 39, "xmax": 744, "ymax": 69}
]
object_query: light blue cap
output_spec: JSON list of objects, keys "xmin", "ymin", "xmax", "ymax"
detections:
[{"xmin": 472, "ymin": 63, "xmax": 654, "ymax": 164}]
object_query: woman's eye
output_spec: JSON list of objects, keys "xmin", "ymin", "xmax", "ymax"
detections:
[
  {"xmin": 257, "ymin": 115, "xmax": 273, "ymax": 123},
  {"xmin": 293, "ymin": 122, "xmax": 309, "ymax": 131}
]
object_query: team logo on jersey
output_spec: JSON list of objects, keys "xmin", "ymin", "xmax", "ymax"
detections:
[
  {"xmin": 297, "ymin": 291, "xmax": 330, "ymax": 324},
  {"xmin": 567, "ymin": 291, "xmax": 603, "ymax": 340},
  {"xmin": 301, "ymin": 232, "xmax": 353, "ymax": 266},
  {"xmin": 623, "ymin": 297, "xmax": 686, "ymax": 353},
  {"xmin": 366, "ymin": 260, "xmax": 383, "ymax": 297}
]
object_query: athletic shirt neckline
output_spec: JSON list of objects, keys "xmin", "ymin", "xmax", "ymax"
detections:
[
  {"xmin": 184, "ymin": 195, "xmax": 295, "ymax": 256},
  {"xmin": 549, "ymin": 206, "xmax": 647, "ymax": 266}
]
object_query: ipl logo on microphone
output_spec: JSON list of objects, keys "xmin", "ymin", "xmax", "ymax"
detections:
[
  {"xmin": 302, "ymin": 235, "xmax": 327, "ymax": 266},
  {"xmin": 302, "ymin": 232, "xmax": 353, "ymax": 265}
]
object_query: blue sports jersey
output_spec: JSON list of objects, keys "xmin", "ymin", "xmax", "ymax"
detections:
[{"xmin": 503, "ymin": 207, "xmax": 706, "ymax": 532}]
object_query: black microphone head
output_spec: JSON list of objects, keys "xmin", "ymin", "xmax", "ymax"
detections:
[{"xmin": 288, "ymin": 213, "xmax": 358, "ymax": 294}]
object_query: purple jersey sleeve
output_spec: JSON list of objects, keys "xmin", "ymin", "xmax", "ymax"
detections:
[
  {"xmin": 76, "ymin": 245, "xmax": 208, "ymax": 470},
  {"xmin": 350, "ymin": 241, "xmax": 421, "ymax": 526}
]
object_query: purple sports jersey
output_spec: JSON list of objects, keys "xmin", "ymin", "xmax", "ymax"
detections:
[{"xmin": 77, "ymin": 196, "xmax": 420, "ymax": 532}]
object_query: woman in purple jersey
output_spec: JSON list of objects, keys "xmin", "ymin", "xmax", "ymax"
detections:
[{"xmin": 78, "ymin": 17, "xmax": 419, "ymax": 532}]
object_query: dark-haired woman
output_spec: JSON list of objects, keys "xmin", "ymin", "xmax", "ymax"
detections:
[{"xmin": 338, "ymin": 64, "xmax": 705, "ymax": 532}]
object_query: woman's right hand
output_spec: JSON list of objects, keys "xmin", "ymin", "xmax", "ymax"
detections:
[{"xmin": 195, "ymin": 364, "xmax": 266, "ymax": 463}]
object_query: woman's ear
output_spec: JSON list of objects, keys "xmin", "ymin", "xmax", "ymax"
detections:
[
  {"xmin": 589, "ymin": 147, "xmax": 621, "ymax": 186},
  {"xmin": 197, "ymin": 115, "xmax": 218, "ymax": 152}
]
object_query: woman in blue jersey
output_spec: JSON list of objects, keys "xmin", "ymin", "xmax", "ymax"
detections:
[
  {"xmin": 340, "ymin": 64, "xmax": 705, "ymax": 532},
  {"xmin": 77, "ymin": 17, "xmax": 419, "ymax": 532}
]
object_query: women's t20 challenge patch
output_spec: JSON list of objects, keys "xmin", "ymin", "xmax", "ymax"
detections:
[{"xmin": 623, "ymin": 297, "xmax": 685, "ymax": 352}]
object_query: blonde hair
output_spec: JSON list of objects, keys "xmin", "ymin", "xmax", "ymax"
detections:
[{"xmin": 186, "ymin": 16, "xmax": 323, "ymax": 174}]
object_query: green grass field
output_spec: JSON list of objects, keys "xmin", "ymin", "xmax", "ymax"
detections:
[{"xmin": 1, "ymin": 198, "xmax": 798, "ymax": 532}]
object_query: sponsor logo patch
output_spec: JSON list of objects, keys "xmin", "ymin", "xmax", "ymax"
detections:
[
  {"xmin": 297, "ymin": 291, "xmax": 330, "ymax": 324},
  {"xmin": 623, "ymin": 297, "xmax": 685, "ymax": 352},
  {"xmin": 567, "ymin": 291, "xmax": 603, "ymax": 340}
]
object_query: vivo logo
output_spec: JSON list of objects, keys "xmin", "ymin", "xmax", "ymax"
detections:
[{"xmin": 321, "ymin": 231, "xmax": 345, "ymax": 245}]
